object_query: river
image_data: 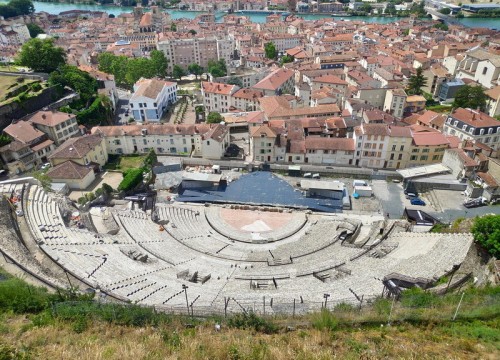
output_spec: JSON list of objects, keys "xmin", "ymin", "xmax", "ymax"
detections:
[{"xmin": 2, "ymin": 1, "xmax": 498, "ymax": 29}]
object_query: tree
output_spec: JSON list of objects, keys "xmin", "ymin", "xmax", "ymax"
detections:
[
  {"xmin": 17, "ymin": 38, "xmax": 66, "ymax": 73},
  {"xmin": 0, "ymin": 0, "xmax": 34, "ymax": 19},
  {"xmin": 206, "ymin": 112, "xmax": 223, "ymax": 123},
  {"xmin": 49, "ymin": 65, "xmax": 98, "ymax": 107},
  {"xmin": 264, "ymin": 42, "xmax": 277, "ymax": 60},
  {"xmin": 188, "ymin": 29, "xmax": 197, "ymax": 36},
  {"xmin": 0, "ymin": 134, "xmax": 12, "ymax": 147},
  {"xmin": 452, "ymin": 85, "xmax": 488, "ymax": 112},
  {"xmin": 227, "ymin": 76, "xmax": 243, "ymax": 87},
  {"xmin": 407, "ymin": 67, "xmax": 427, "ymax": 95},
  {"xmin": 471, "ymin": 215, "xmax": 500, "ymax": 258},
  {"xmin": 150, "ymin": 50, "xmax": 168, "ymax": 78},
  {"xmin": 26, "ymin": 23, "xmax": 44, "ymax": 38},
  {"xmin": 170, "ymin": 23, "xmax": 177, "ymax": 31},
  {"xmin": 207, "ymin": 59, "xmax": 227, "ymax": 78},
  {"xmin": 439, "ymin": 8, "xmax": 451, "ymax": 15},
  {"xmin": 280, "ymin": 54, "xmax": 294, "ymax": 66},
  {"xmin": 188, "ymin": 63, "xmax": 203, "ymax": 79},
  {"xmin": 172, "ymin": 65, "xmax": 186, "ymax": 80}
]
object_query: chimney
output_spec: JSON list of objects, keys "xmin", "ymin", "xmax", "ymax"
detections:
[{"xmin": 42, "ymin": 114, "xmax": 46, "ymax": 119}]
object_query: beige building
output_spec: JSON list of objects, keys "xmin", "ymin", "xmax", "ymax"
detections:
[
  {"xmin": 383, "ymin": 88, "xmax": 407, "ymax": 119},
  {"xmin": 27, "ymin": 110, "xmax": 80, "ymax": 146},
  {"xmin": 385, "ymin": 126, "xmax": 412, "ymax": 169},
  {"xmin": 408, "ymin": 132, "xmax": 450, "ymax": 167},
  {"xmin": 48, "ymin": 135, "xmax": 108, "ymax": 169},
  {"xmin": 91, "ymin": 123, "xmax": 229, "ymax": 159},
  {"xmin": 46, "ymin": 160, "xmax": 96, "ymax": 190}
]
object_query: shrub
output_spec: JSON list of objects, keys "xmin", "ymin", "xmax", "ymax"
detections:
[
  {"xmin": 471, "ymin": 215, "xmax": 500, "ymax": 258},
  {"xmin": 311, "ymin": 309, "xmax": 338, "ymax": 331},
  {"xmin": 227, "ymin": 312, "xmax": 279, "ymax": 334},
  {"xmin": 118, "ymin": 168, "xmax": 144, "ymax": 192}
]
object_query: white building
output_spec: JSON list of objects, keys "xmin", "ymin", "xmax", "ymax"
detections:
[
  {"xmin": 383, "ymin": 88, "xmax": 407, "ymax": 119},
  {"xmin": 201, "ymin": 81, "xmax": 239, "ymax": 113},
  {"xmin": 456, "ymin": 48, "xmax": 500, "ymax": 89},
  {"xmin": 129, "ymin": 78, "xmax": 177, "ymax": 122},
  {"xmin": 91, "ymin": 123, "xmax": 230, "ymax": 159}
]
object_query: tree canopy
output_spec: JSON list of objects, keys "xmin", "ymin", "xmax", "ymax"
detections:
[
  {"xmin": 280, "ymin": 54, "xmax": 294, "ymax": 66},
  {"xmin": 188, "ymin": 63, "xmax": 203, "ymax": 79},
  {"xmin": 49, "ymin": 65, "xmax": 112, "ymax": 127},
  {"xmin": 97, "ymin": 51, "xmax": 168, "ymax": 87},
  {"xmin": 407, "ymin": 67, "xmax": 427, "ymax": 96},
  {"xmin": 17, "ymin": 38, "xmax": 66, "ymax": 73},
  {"xmin": 172, "ymin": 65, "xmax": 186, "ymax": 80},
  {"xmin": 452, "ymin": 85, "xmax": 488, "ymax": 112},
  {"xmin": 49, "ymin": 65, "xmax": 98, "ymax": 107},
  {"xmin": 206, "ymin": 112, "xmax": 223, "ymax": 124},
  {"xmin": 26, "ymin": 23, "xmax": 44, "ymax": 38},
  {"xmin": 227, "ymin": 76, "xmax": 243, "ymax": 88},
  {"xmin": 0, "ymin": 0, "xmax": 34, "ymax": 19},
  {"xmin": 264, "ymin": 42, "xmax": 277, "ymax": 60},
  {"xmin": 207, "ymin": 59, "xmax": 227, "ymax": 78},
  {"xmin": 471, "ymin": 215, "xmax": 500, "ymax": 258}
]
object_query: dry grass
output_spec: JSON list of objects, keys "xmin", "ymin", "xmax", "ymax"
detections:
[
  {"xmin": 0, "ymin": 75, "xmax": 21, "ymax": 99},
  {"xmin": 1, "ymin": 313, "xmax": 498, "ymax": 360}
]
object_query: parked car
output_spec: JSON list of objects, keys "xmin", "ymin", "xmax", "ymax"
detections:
[
  {"xmin": 224, "ymin": 144, "xmax": 241, "ymax": 158},
  {"xmin": 40, "ymin": 163, "xmax": 51, "ymax": 170},
  {"xmin": 405, "ymin": 192, "xmax": 418, "ymax": 199},
  {"xmin": 463, "ymin": 197, "xmax": 486, "ymax": 208},
  {"xmin": 410, "ymin": 197, "xmax": 426, "ymax": 206}
]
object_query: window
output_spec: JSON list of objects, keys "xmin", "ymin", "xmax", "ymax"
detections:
[
  {"xmin": 422, "ymin": 148, "xmax": 429, "ymax": 153},
  {"xmin": 462, "ymin": 125, "xmax": 467, "ymax": 131},
  {"xmin": 154, "ymin": 103, "xmax": 157, "ymax": 107},
  {"xmin": 469, "ymin": 128, "xmax": 474, "ymax": 134},
  {"xmin": 480, "ymin": 129, "xmax": 485, "ymax": 135},
  {"xmin": 390, "ymin": 153, "xmax": 394, "ymax": 160},
  {"xmin": 400, "ymin": 145, "xmax": 404, "ymax": 151},
  {"xmin": 143, "ymin": 139, "xmax": 147, "ymax": 145},
  {"xmin": 398, "ymin": 154, "xmax": 402, "ymax": 160},
  {"xmin": 392, "ymin": 145, "xmax": 396, "ymax": 151},
  {"xmin": 482, "ymin": 66, "xmax": 487, "ymax": 75},
  {"xmin": 453, "ymin": 121, "xmax": 458, "ymax": 127},
  {"xmin": 420, "ymin": 155, "xmax": 428, "ymax": 161},
  {"xmin": 432, "ymin": 155, "xmax": 440, "ymax": 160},
  {"xmin": 412, "ymin": 149, "xmax": 419, "ymax": 153},
  {"xmin": 488, "ymin": 128, "xmax": 493, "ymax": 134},
  {"xmin": 170, "ymin": 139, "xmax": 174, "ymax": 144},
  {"xmin": 130, "ymin": 104, "xmax": 133, "ymax": 108},
  {"xmin": 207, "ymin": 141, "xmax": 210, "ymax": 146},
  {"xmin": 157, "ymin": 139, "xmax": 160, "ymax": 144}
]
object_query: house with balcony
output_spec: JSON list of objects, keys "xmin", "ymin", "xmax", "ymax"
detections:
[
  {"xmin": 0, "ymin": 121, "xmax": 55, "ymax": 174},
  {"xmin": 129, "ymin": 78, "xmax": 177, "ymax": 122}
]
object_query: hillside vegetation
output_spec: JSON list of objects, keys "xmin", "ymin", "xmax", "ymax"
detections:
[{"xmin": 0, "ymin": 267, "xmax": 499, "ymax": 359}]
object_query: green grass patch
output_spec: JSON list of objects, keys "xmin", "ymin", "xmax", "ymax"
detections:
[
  {"xmin": 426, "ymin": 104, "xmax": 453, "ymax": 113},
  {"xmin": 103, "ymin": 154, "xmax": 146, "ymax": 172}
]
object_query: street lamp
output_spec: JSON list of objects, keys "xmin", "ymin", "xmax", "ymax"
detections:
[
  {"xmin": 323, "ymin": 293, "xmax": 330, "ymax": 309},
  {"xmin": 182, "ymin": 284, "xmax": 189, "ymax": 316}
]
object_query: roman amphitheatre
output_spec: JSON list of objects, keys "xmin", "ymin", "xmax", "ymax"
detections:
[{"xmin": 0, "ymin": 179, "xmax": 475, "ymax": 315}]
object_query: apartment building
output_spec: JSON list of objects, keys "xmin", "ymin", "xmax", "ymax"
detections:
[
  {"xmin": 443, "ymin": 108, "xmax": 500, "ymax": 151},
  {"xmin": 0, "ymin": 24, "xmax": 30, "ymax": 46},
  {"xmin": 408, "ymin": 132, "xmax": 450, "ymax": 167},
  {"xmin": 250, "ymin": 125, "xmax": 280, "ymax": 163},
  {"xmin": 252, "ymin": 68, "xmax": 295, "ymax": 96},
  {"xmin": 456, "ymin": 48, "xmax": 500, "ymax": 89},
  {"xmin": 91, "ymin": 123, "xmax": 229, "ymax": 159},
  {"xmin": 354, "ymin": 124, "xmax": 390, "ymax": 168},
  {"xmin": 129, "ymin": 78, "xmax": 177, "ymax": 122},
  {"xmin": 383, "ymin": 88, "xmax": 407, "ymax": 119},
  {"xmin": 263, "ymin": 34, "xmax": 303, "ymax": 52},
  {"xmin": 385, "ymin": 126, "xmax": 412, "ymax": 169},
  {"xmin": 27, "ymin": 110, "xmax": 80, "ymax": 146},
  {"xmin": 201, "ymin": 81, "xmax": 239, "ymax": 113},
  {"xmin": 231, "ymin": 88, "xmax": 264, "ymax": 111},
  {"xmin": 157, "ymin": 36, "xmax": 231, "ymax": 73}
]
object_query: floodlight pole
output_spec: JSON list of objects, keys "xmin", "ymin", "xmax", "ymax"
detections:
[
  {"xmin": 323, "ymin": 293, "xmax": 330, "ymax": 309},
  {"xmin": 182, "ymin": 284, "xmax": 189, "ymax": 316}
]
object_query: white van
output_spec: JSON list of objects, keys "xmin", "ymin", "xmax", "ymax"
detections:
[{"xmin": 352, "ymin": 179, "xmax": 367, "ymax": 187}]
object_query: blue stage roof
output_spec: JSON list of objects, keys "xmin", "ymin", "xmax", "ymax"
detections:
[{"xmin": 176, "ymin": 171, "xmax": 344, "ymax": 213}]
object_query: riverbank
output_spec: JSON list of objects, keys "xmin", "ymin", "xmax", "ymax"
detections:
[{"xmin": 1, "ymin": 1, "xmax": 497, "ymax": 28}]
